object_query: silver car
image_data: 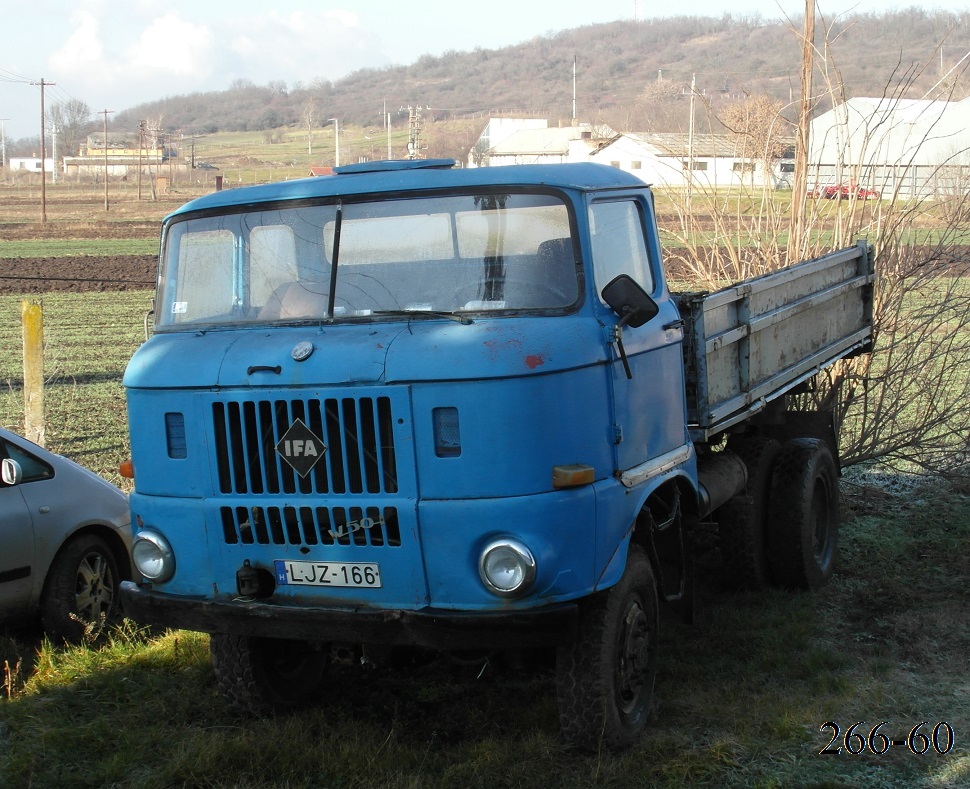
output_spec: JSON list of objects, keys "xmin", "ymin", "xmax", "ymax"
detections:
[{"xmin": 0, "ymin": 428, "xmax": 132, "ymax": 643}]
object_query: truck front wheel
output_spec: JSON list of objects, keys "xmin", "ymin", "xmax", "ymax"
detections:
[
  {"xmin": 556, "ymin": 544, "xmax": 659, "ymax": 750},
  {"xmin": 210, "ymin": 634, "xmax": 329, "ymax": 715},
  {"xmin": 767, "ymin": 438, "xmax": 840, "ymax": 590}
]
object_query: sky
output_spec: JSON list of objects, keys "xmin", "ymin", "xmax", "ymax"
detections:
[{"xmin": 2, "ymin": 0, "xmax": 969, "ymax": 142}]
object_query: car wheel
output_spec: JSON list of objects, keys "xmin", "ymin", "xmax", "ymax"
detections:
[
  {"xmin": 41, "ymin": 533, "xmax": 121, "ymax": 644},
  {"xmin": 210, "ymin": 634, "xmax": 329, "ymax": 715},
  {"xmin": 556, "ymin": 544, "xmax": 659, "ymax": 751}
]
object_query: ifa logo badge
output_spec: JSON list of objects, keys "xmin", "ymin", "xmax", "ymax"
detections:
[{"xmin": 275, "ymin": 419, "xmax": 327, "ymax": 477}]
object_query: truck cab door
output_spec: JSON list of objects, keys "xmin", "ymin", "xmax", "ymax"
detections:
[{"xmin": 588, "ymin": 198, "xmax": 688, "ymax": 476}]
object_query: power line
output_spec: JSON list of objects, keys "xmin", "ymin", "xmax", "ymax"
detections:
[{"xmin": 0, "ymin": 67, "xmax": 31, "ymax": 83}]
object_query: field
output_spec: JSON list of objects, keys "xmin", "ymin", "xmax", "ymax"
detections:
[{"xmin": 0, "ymin": 177, "xmax": 967, "ymax": 788}]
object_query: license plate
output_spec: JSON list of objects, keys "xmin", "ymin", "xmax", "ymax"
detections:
[{"xmin": 274, "ymin": 560, "xmax": 381, "ymax": 588}]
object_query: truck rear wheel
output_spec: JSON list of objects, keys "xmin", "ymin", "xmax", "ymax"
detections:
[
  {"xmin": 717, "ymin": 436, "xmax": 781, "ymax": 589},
  {"xmin": 767, "ymin": 438, "xmax": 840, "ymax": 590},
  {"xmin": 210, "ymin": 634, "xmax": 329, "ymax": 715},
  {"xmin": 556, "ymin": 544, "xmax": 659, "ymax": 751}
]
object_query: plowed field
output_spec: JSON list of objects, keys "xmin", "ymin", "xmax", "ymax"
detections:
[{"xmin": 0, "ymin": 256, "xmax": 156, "ymax": 293}]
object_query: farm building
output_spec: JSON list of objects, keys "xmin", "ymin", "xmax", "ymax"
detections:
[
  {"xmin": 808, "ymin": 96, "xmax": 970, "ymax": 198},
  {"xmin": 589, "ymin": 132, "xmax": 794, "ymax": 190},
  {"xmin": 474, "ymin": 123, "xmax": 613, "ymax": 167},
  {"xmin": 469, "ymin": 118, "xmax": 792, "ymax": 188},
  {"xmin": 470, "ymin": 118, "xmax": 550, "ymax": 164},
  {"xmin": 7, "ymin": 157, "xmax": 56, "ymax": 173},
  {"xmin": 62, "ymin": 132, "xmax": 180, "ymax": 178}
]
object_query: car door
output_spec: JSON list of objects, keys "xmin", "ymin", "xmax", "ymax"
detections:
[{"xmin": 0, "ymin": 440, "xmax": 40, "ymax": 620}]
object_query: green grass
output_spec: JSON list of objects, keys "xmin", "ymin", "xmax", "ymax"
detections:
[
  {"xmin": 0, "ymin": 239, "xmax": 159, "ymax": 258},
  {"xmin": 0, "ymin": 291, "xmax": 151, "ymax": 485}
]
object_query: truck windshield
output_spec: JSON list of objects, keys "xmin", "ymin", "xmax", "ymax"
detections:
[{"xmin": 156, "ymin": 191, "xmax": 579, "ymax": 330}]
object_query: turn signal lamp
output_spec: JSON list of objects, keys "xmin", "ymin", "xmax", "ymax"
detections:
[
  {"xmin": 119, "ymin": 459, "xmax": 135, "ymax": 479},
  {"xmin": 553, "ymin": 464, "xmax": 594, "ymax": 489}
]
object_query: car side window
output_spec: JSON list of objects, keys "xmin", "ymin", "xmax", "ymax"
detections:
[
  {"xmin": 1, "ymin": 439, "xmax": 54, "ymax": 484},
  {"xmin": 589, "ymin": 200, "xmax": 655, "ymax": 300}
]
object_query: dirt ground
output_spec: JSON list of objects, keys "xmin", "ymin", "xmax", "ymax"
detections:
[{"xmin": 0, "ymin": 256, "xmax": 157, "ymax": 293}]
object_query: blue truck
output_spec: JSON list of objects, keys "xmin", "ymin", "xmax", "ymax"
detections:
[{"xmin": 120, "ymin": 159, "xmax": 874, "ymax": 749}]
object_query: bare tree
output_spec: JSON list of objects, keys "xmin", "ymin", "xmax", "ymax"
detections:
[
  {"xmin": 302, "ymin": 98, "xmax": 317, "ymax": 154},
  {"xmin": 634, "ymin": 79, "xmax": 688, "ymax": 132},
  {"xmin": 48, "ymin": 98, "xmax": 93, "ymax": 157},
  {"xmin": 666, "ymin": 28, "xmax": 970, "ymax": 481},
  {"xmin": 716, "ymin": 94, "xmax": 789, "ymax": 186}
]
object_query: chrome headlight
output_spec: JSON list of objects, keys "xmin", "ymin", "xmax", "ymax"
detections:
[
  {"xmin": 479, "ymin": 538, "xmax": 536, "ymax": 598},
  {"xmin": 132, "ymin": 529, "xmax": 176, "ymax": 583}
]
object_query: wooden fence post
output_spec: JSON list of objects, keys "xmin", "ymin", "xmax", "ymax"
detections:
[{"xmin": 21, "ymin": 299, "xmax": 45, "ymax": 447}]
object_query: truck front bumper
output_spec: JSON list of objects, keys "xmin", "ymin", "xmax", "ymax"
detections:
[{"xmin": 120, "ymin": 581, "xmax": 578, "ymax": 650}]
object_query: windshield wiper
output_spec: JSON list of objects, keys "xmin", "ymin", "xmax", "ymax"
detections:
[{"xmin": 370, "ymin": 309, "xmax": 473, "ymax": 325}]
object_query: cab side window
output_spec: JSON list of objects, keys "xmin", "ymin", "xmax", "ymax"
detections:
[{"xmin": 589, "ymin": 200, "xmax": 655, "ymax": 299}]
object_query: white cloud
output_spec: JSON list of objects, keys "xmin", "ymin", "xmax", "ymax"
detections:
[
  {"xmin": 48, "ymin": 9, "xmax": 110, "ymax": 80},
  {"xmin": 224, "ymin": 9, "xmax": 385, "ymax": 83},
  {"xmin": 123, "ymin": 13, "xmax": 215, "ymax": 78}
]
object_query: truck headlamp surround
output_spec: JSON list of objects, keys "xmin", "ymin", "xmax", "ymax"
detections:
[
  {"xmin": 132, "ymin": 529, "xmax": 176, "ymax": 583},
  {"xmin": 479, "ymin": 538, "xmax": 536, "ymax": 598}
]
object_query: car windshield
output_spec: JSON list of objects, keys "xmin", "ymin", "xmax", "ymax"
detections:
[{"xmin": 156, "ymin": 191, "xmax": 579, "ymax": 330}]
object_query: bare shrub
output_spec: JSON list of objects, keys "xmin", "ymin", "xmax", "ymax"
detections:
[{"xmin": 669, "ymin": 27, "xmax": 970, "ymax": 478}]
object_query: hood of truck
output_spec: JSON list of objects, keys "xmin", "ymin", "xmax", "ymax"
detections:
[{"xmin": 123, "ymin": 316, "xmax": 607, "ymax": 389}]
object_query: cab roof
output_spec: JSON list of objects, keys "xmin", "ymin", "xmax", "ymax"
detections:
[{"xmin": 165, "ymin": 160, "xmax": 650, "ymax": 220}]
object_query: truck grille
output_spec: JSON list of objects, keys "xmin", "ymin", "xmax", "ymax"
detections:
[
  {"xmin": 212, "ymin": 397, "xmax": 399, "ymax": 496},
  {"xmin": 220, "ymin": 504, "xmax": 401, "ymax": 547}
]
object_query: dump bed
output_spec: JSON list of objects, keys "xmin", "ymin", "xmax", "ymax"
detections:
[{"xmin": 675, "ymin": 241, "xmax": 874, "ymax": 441}]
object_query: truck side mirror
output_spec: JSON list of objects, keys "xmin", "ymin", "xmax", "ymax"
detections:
[
  {"xmin": 1, "ymin": 458, "xmax": 23, "ymax": 486},
  {"xmin": 601, "ymin": 275, "xmax": 659, "ymax": 328}
]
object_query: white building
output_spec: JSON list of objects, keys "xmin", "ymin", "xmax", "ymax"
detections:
[
  {"xmin": 475, "ymin": 123, "xmax": 613, "ymax": 167},
  {"xmin": 589, "ymin": 133, "xmax": 793, "ymax": 189},
  {"xmin": 7, "ymin": 157, "xmax": 56, "ymax": 172},
  {"xmin": 473, "ymin": 118, "xmax": 549, "ymax": 152},
  {"xmin": 809, "ymin": 97, "xmax": 970, "ymax": 197}
]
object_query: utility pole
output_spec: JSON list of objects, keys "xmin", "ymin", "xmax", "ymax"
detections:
[
  {"xmin": 138, "ymin": 120, "xmax": 145, "ymax": 201},
  {"xmin": 0, "ymin": 118, "xmax": 8, "ymax": 171},
  {"xmin": 402, "ymin": 106, "xmax": 422, "ymax": 159},
  {"xmin": 31, "ymin": 78, "xmax": 54, "ymax": 224},
  {"xmin": 50, "ymin": 121, "xmax": 58, "ymax": 185},
  {"xmin": 789, "ymin": 0, "xmax": 815, "ymax": 263},
  {"xmin": 100, "ymin": 109, "xmax": 113, "ymax": 211},
  {"xmin": 329, "ymin": 117, "xmax": 340, "ymax": 167},
  {"xmin": 572, "ymin": 56, "xmax": 577, "ymax": 124},
  {"xmin": 687, "ymin": 73, "xmax": 696, "ymax": 206}
]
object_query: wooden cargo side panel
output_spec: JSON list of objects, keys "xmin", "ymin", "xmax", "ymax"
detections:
[{"xmin": 679, "ymin": 243, "xmax": 874, "ymax": 437}]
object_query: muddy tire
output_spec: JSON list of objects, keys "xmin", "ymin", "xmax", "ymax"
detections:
[
  {"xmin": 210, "ymin": 634, "xmax": 329, "ymax": 715},
  {"xmin": 717, "ymin": 437, "xmax": 781, "ymax": 589},
  {"xmin": 556, "ymin": 544, "xmax": 659, "ymax": 751},
  {"xmin": 41, "ymin": 534, "xmax": 122, "ymax": 644},
  {"xmin": 767, "ymin": 438, "xmax": 840, "ymax": 590}
]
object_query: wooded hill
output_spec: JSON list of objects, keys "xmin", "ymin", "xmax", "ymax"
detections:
[{"xmin": 13, "ymin": 8, "xmax": 970, "ymax": 154}]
